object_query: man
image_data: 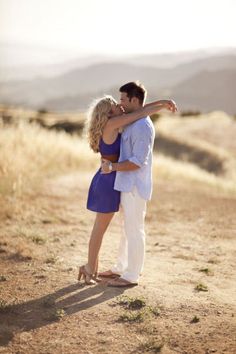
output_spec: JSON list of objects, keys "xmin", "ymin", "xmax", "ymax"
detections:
[{"xmin": 100, "ymin": 81, "xmax": 176, "ymax": 287}]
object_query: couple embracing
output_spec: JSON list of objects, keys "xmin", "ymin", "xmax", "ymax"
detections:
[{"xmin": 78, "ymin": 81, "xmax": 177, "ymax": 287}]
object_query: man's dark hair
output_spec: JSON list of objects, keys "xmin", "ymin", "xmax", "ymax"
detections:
[{"xmin": 119, "ymin": 81, "xmax": 147, "ymax": 104}]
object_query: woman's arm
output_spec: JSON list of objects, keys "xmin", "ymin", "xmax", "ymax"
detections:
[{"xmin": 105, "ymin": 99, "xmax": 176, "ymax": 131}]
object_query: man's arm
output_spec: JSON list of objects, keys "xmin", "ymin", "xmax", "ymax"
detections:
[
  {"xmin": 145, "ymin": 99, "xmax": 177, "ymax": 112},
  {"xmin": 101, "ymin": 122, "xmax": 153, "ymax": 174},
  {"xmin": 101, "ymin": 159, "xmax": 139, "ymax": 174}
]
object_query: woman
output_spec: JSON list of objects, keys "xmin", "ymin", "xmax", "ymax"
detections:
[{"xmin": 78, "ymin": 95, "xmax": 174, "ymax": 284}]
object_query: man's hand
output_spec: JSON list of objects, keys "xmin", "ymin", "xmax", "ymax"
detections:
[
  {"xmin": 101, "ymin": 158, "xmax": 112, "ymax": 174},
  {"xmin": 164, "ymin": 100, "xmax": 178, "ymax": 113}
]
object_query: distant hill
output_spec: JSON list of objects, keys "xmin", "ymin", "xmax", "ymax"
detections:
[
  {"xmin": 0, "ymin": 52, "xmax": 236, "ymax": 114},
  {"xmin": 1, "ymin": 45, "xmax": 235, "ymax": 81},
  {"xmin": 0, "ymin": 42, "xmax": 114, "ymax": 81},
  {"xmin": 169, "ymin": 69, "xmax": 236, "ymax": 114},
  {"xmin": 43, "ymin": 68, "xmax": 236, "ymax": 114},
  {"xmin": 125, "ymin": 48, "xmax": 236, "ymax": 68}
]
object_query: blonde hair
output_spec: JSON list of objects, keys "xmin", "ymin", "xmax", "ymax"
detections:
[{"xmin": 85, "ymin": 95, "xmax": 117, "ymax": 152}]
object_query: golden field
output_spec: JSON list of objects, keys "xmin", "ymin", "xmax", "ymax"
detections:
[{"xmin": 0, "ymin": 107, "xmax": 236, "ymax": 200}]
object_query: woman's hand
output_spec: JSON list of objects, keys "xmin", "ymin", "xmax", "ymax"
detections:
[{"xmin": 101, "ymin": 158, "xmax": 112, "ymax": 174}]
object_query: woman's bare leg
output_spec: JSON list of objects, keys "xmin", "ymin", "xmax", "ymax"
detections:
[{"xmin": 87, "ymin": 212, "xmax": 114, "ymax": 274}]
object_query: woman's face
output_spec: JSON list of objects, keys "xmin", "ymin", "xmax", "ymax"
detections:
[{"xmin": 109, "ymin": 103, "xmax": 124, "ymax": 117}]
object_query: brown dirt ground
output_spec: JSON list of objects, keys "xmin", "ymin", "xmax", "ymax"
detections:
[{"xmin": 0, "ymin": 171, "xmax": 236, "ymax": 354}]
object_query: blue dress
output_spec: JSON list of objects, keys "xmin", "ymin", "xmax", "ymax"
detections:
[{"xmin": 87, "ymin": 134, "xmax": 121, "ymax": 213}]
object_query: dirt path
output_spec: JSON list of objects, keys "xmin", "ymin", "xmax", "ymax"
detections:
[{"xmin": 0, "ymin": 171, "xmax": 236, "ymax": 354}]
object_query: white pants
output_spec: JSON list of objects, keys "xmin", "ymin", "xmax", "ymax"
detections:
[{"xmin": 111, "ymin": 187, "xmax": 147, "ymax": 283}]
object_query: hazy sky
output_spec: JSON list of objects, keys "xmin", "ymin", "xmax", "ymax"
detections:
[{"xmin": 1, "ymin": 0, "xmax": 236, "ymax": 58}]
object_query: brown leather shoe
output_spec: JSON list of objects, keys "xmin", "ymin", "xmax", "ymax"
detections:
[
  {"xmin": 98, "ymin": 270, "xmax": 121, "ymax": 279},
  {"xmin": 107, "ymin": 277, "xmax": 138, "ymax": 287}
]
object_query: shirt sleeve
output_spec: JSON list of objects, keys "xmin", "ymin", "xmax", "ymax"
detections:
[{"xmin": 128, "ymin": 123, "xmax": 153, "ymax": 167}]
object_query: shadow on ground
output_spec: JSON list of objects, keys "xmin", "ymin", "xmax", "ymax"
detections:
[{"xmin": 0, "ymin": 282, "xmax": 125, "ymax": 346}]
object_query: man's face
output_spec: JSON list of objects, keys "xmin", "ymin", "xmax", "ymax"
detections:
[{"xmin": 119, "ymin": 92, "xmax": 133, "ymax": 113}]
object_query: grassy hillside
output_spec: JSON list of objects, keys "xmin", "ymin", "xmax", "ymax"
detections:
[{"xmin": 0, "ymin": 107, "xmax": 236, "ymax": 204}]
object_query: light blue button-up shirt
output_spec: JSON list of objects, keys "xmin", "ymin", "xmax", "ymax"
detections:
[{"xmin": 114, "ymin": 116, "xmax": 155, "ymax": 200}]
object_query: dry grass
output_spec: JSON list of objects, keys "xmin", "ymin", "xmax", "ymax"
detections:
[
  {"xmin": 155, "ymin": 111, "xmax": 236, "ymax": 159},
  {"xmin": 153, "ymin": 111, "xmax": 236, "ymax": 194},
  {"xmin": 195, "ymin": 283, "xmax": 209, "ymax": 292},
  {"xmin": 153, "ymin": 154, "xmax": 236, "ymax": 194},
  {"xmin": 0, "ymin": 104, "xmax": 85, "ymax": 125},
  {"xmin": 1, "ymin": 108, "xmax": 236, "ymax": 203},
  {"xmin": 0, "ymin": 120, "xmax": 97, "ymax": 197}
]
